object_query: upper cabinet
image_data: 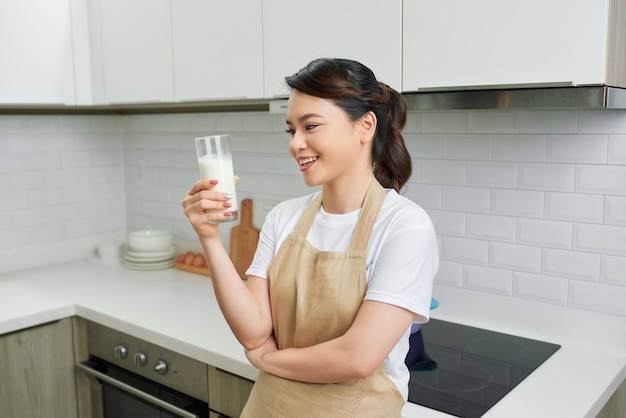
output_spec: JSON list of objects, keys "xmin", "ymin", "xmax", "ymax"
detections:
[
  {"xmin": 2, "ymin": 1, "xmax": 624, "ymax": 106},
  {"xmin": 171, "ymin": 0, "xmax": 264, "ymax": 101},
  {"xmin": 90, "ymin": 0, "xmax": 174, "ymax": 104},
  {"xmin": 88, "ymin": 0, "xmax": 263, "ymax": 104},
  {"xmin": 262, "ymin": 0, "xmax": 402, "ymax": 98},
  {"xmin": 403, "ymin": 0, "xmax": 626, "ymax": 91},
  {"xmin": 0, "ymin": 0, "xmax": 77, "ymax": 105}
]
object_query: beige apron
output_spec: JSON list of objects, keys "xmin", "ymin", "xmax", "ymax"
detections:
[{"xmin": 241, "ymin": 180, "xmax": 405, "ymax": 418}]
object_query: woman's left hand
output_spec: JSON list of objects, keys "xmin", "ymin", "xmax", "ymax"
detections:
[{"xmin": 245, "ymin": 334, "xmax": 278, "ymax": 370}]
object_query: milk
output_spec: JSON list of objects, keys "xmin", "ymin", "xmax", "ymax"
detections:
[{"xmin": 198, "ymin": 157, "xmax": 239, "ymax": 214}]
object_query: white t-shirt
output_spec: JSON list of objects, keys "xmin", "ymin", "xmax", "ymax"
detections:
[{"xmin": 246, "ymin": 188, "xmax": 439, "ymax": 400}]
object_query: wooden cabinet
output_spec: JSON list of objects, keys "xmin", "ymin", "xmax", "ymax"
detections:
[
  {"xmin": 208, "ymin": 365, "xmax": 254, "ymax": 417},
  {"xmin": 597, "ymin": 377, "xmax": 626, "ymax": 418},
  {"xmin": 262, "ymin": 0, "xmax": 402, "ymax": 98},
  {"xmin": 90, "ymin": 0, "xmax": 174, "ymax": 104},
  {"xmin": 0, "ymin": 0, "xmax": 77, "ymax": 105},
  {"xmin": 403, "ymin": 0, "xmax": 626, "ymax": 91},
  {"xmin": 171, "ymin": 0, "xmax": 264, "ymax": 101},
  {"xmin": 0, "ymin": 319, "xmax": 78, "ymax": 418}
]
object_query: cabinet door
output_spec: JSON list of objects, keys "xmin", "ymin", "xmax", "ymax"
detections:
[
  {"xmin": 208, "ymin": 366, "xmax": 254, "ymax": 417},
  {"xmin": 96, "ymin": 0, "xmax": 173, "ymax": 104},
  {"xmin": 403, "ymin": 0, "xmax": 608, "ymax": 91},
  {"xmin": 0, "ymin": 319, "xmax": 77, "ymax": 418},
  {"xmin": 0, "ymin": 0, "xmax": 76, "ymax": 104},
  {"xmin": 262, "ymin": 0, "xmax": 402, "ymax": 98},
  {"xmin": 171, "ymin": 0, "xmax": 264, "ymax": 101}
]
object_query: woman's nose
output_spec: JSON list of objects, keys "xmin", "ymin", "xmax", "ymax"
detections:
[{"xmin": 289, "ymin": 131, "xmax": 306, "ymax": 152}]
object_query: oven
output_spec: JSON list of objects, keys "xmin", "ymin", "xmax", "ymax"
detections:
[
  {"xmin": 76, "ymin": 321, "xmax": 219, "ymax": 418},
  {"xmin": 407, "ymin": 319, "xmax": 561, "ymax": 418}
]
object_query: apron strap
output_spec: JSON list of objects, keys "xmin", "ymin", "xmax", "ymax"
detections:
[
  {"xmin": 291, "ymin": 191, "xmax": 323, "ymax": 237},
  {"xmin": 348, "ymin": 179, "xmax": 386, "ymax": 252},
  {"xmin": 290, "ymin": 179, "xmax": 387, "ymax": 253}
]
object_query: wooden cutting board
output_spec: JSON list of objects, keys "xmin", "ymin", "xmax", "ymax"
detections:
[{"xmin": 229, "ymin": 199, "xmax": 260, "ymax": 279}]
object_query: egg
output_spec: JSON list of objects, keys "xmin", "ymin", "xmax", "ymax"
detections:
[
  {"xmin": 183, "ymin": 251, "xmax": 195, "ymax": 265},
  {"xmin": 192, "ymin": 253, "xmax": 206, "ymax": 267}
]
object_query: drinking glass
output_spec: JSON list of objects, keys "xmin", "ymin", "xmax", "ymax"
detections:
[{"xmin": 195, "ymin": 134, "xmax": 238, "ymax": 223}]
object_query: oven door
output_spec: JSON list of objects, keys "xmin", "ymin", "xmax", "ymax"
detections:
[{"xmin": 77, "ymin": 358, "xmax": 213, "ymax": 418}]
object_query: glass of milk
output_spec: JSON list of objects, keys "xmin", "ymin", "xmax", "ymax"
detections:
[{"xmin": 195, "ymin": 134, "xmax": 238, "ymax": 223}]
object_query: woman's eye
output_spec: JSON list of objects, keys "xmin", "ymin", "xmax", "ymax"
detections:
[
  {"xmin": 305, "ymin": 124, "xmax": 318, "ymax": 131},
  {"xmin": 285, "ymin": 128, "xmax": 295, "ymax": 136}
]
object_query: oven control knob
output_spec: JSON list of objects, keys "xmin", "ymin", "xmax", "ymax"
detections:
[
  {"xmin": 113, "ymin": 345, "xmax": 127, "ymax": 360},
  {"xmin": 154, "ymin": 359, "xmax": 168, "ymax": 375},
  {"xmin": 133, "ymin": 352, "xmax": 147, "ymax": 367}
]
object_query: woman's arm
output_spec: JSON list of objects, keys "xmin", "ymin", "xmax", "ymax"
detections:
[
  {"xmin": 245, "ymin": 300, "xmax": 415, "ymax": 382},
  {"xmin": 183, "ymin": 179, "xmax": 273, "ymax": 349},
  {"xmin": 245, "ymin": 208, "xmax": 437, "ymax": 383}
]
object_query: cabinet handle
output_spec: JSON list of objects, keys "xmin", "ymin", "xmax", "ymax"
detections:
[{"xmin": 76, "ymin": 363, "xmax": 199, "ymax": 418}]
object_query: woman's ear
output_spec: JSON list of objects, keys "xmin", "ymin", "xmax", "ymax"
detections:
[{"xmin": 359, "ymin": 111, "xmax": 377, "ymax": 144}]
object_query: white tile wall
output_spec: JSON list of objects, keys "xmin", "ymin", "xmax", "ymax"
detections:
[
  {"xmin": 542, "ymin": 248, "xmax": 601, "ymax": 282},
  {"xmin": 490, "ymin": 242, "xmax": 542, "ymax": 273},
  {"xmin": 492, "ymin": 134, "xmax": 546, "ymax": 162},
  {"xmin": 576, "ymin": 165, "xmax": 626, "ymax": 195},
  {"xmin": 608, "ymin": 135, "xmax": 626, "ymax": 164},
  {"xmin": 0, "ymin": 115, "xmax": 125, "ymax": 250},
  {"xmin": 443, "ymin": 186, "xmax": 490, "ymax": 213},
  {"xmin": 544, "ymin": 192, "xmax": 604, "ymax": 223},
  {"xmin": 602, "ymin": 255, "xmax": 626, "ymax": 286},
  {"xmin": 605, "ymin": 196, "xmax": 626, "ymax": 226},
  {"xmin": 464, "ymin": 264, "xmax": 512, "ymax": 296},
  {"xmin": 427, "ymin": 210, "xmax": 466, "ymax": 238},
  {"xmin": 466, "ymin": 214, "xmax": 516, "ymax": 243},
  {"xmin": 547, "ymin": 134, "xmax": 608, "ymax": 164},
  {"xmin": 1, "ymin": 107, "xmax": 626, "ymax": 318},
  {"xmin": 491, "ymin": 189, "xmax": 544, "ymax": 218},
  {"xmin": 513, "ymin": 272, "xmax": 569, "ymax": 305},
  {"xmin": 518, "ymin": 163, "xmax": 576, "ymax": 192},
  {"xmin": 516, "ymin": 218, "xmax": 573, "ymax": 249}
]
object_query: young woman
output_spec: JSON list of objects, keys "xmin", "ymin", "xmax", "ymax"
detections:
[{"xmin": 183, "ymin": 58, "xmax": 438, "ymax": 417}]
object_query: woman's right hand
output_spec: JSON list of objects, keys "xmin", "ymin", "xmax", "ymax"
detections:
[{"xmin": 182, "ymin": 179, "xmax": 234, "ymax": 239}]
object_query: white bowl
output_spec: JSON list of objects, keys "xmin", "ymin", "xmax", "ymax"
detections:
[{"xmin": 127, "ymin": 230, "xmax": 173, "ymax": 252}]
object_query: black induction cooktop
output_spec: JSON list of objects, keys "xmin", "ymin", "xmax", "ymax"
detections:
[{"xmin": 408, "ymin": 319, "xmax": 561, "ymax": 418}]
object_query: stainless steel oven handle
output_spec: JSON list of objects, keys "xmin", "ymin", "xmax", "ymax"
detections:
[{"xmin": 76, "ymin": 363, "xmax": 199, "ymax": 418}]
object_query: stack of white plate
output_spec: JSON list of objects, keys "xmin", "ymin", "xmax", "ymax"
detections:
[
  {"xmin": 123, "ymin": 230, "xmax": 176, "ymax": 271},
  {"xmin": 123, "ymin": 246, "xmax": 176, "ymax": 270}
]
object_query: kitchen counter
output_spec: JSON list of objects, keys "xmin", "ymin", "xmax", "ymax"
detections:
[{"xmin": 1, "ymin": 257, "xmax": 625, "ymax": 418}]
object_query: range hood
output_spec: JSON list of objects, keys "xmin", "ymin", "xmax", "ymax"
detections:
[
  {"xmin": 403, "ymin": 85, "xmax": 626, "ymax": 111},
  {"xmin": 3, "ymin": 86, "xmax": 626, "ymax": 115}
]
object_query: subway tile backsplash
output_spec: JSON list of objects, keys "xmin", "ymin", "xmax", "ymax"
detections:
[{"xmin": 1, "ymin": 108, "xmax": 626, "ymax": 317}]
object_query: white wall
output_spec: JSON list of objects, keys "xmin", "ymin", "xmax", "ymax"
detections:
[
  {"xmin": 1, "ymin": 108, "xmax": 625, "ymax": 317},
  {"xmin": 0, "ymin": 115, "xmax": 125, "ymax": 249}
]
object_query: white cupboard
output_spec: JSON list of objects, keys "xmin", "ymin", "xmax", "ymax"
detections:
[
  {"xmin": 262, "ymin": 0, "xmax": 403, "ymax": 98},
  {"xmin": 0, "ymin": 0, "xmax": 76, "ymax": 105},
  {"xmin": 2, "ymin": 1, "xmax": 624, "ymax": 106},
  {"xmin": 92, "ymin": 0, "xmax": 174, "ymax": 104},
  {"xmin": 403, "ymin": 0, "xmax": 625, "ymax": 91},
  {"xmin": 171, "ymin": 0, "xmax": 264, "ymax": 101}
]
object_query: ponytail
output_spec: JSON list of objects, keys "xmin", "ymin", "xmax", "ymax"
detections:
[
  {"xmin": 285, "ymin": 58, "xmax": 412, "ymax": 192},
  {"xmin": 372, "ymin": 84, "xmax": 411, "ymax": 192}
]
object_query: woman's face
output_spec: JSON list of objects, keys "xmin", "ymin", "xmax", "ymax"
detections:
[{"xmin": 286, "ymin": 90, "xmax": 368, "ymax": 187}]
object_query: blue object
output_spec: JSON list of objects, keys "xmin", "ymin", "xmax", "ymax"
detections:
[{"xmin": 410, "ymin": 298, "xmax": 439, "ymax": 334}]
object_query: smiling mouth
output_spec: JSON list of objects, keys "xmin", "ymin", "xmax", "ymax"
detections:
[{"xmin": 298, "ymin": 156, "xmax": 319, "ymax": 168}]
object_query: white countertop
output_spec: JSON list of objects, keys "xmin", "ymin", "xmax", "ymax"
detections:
[{"xmin": 1, "ymin": 256, "xmax": 625, "ymax": 418}]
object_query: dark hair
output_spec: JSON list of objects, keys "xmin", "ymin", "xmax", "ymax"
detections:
[{"xmin": 285, "ymin": 58, "xmax": 411, "ymax": 192}]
